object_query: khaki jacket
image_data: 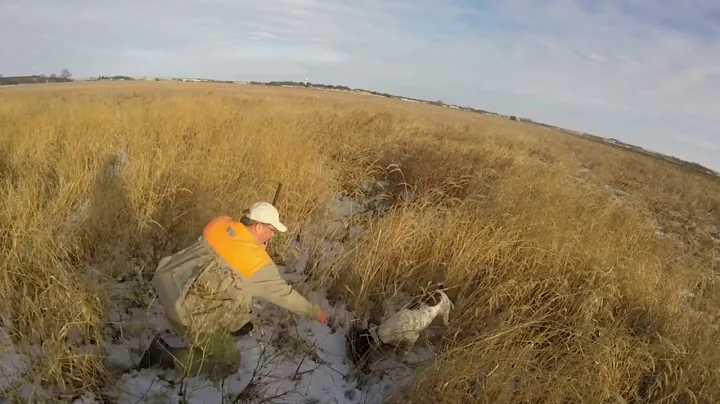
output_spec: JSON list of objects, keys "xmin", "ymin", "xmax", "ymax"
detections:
[{"xmin": 151, "ymin": 221, "xmax": 321, "ymax": 336}]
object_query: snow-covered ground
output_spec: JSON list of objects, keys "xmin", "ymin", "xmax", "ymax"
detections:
[
  {"xmin": 2, "ymin": 184, "xmax": 439, "ymax": 403},
  {"xmin": 0, "ymin": 326, "xmax": 30, "ymax": 395}
]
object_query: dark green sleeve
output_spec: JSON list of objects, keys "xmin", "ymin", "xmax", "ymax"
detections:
[{"xmin": 244, "ymin": 262, "xmax": 321, "ymax": 318}]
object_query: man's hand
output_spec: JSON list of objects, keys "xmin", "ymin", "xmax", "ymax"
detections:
[{"xmin": 315, "ymin": 308, "xmax": 329, "ymax": 324}]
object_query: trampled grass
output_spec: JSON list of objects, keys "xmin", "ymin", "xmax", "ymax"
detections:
[{"xmin": 1, "ymin": 81, "xmax": 719, "ymax": 403}]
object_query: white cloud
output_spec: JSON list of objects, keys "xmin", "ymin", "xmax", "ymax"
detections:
[{"xmin": 0, "ymin": 0, "xmax": 718, "ymax": 170}]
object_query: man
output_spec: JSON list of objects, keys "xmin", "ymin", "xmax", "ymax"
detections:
[{"xmin": 140, "ymin": 201, "xmax": 329, "ymax": 378}]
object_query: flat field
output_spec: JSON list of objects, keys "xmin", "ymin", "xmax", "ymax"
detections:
[{"xmin": 1, "ymin": 81, "xmax": 719, "ymax": 403}]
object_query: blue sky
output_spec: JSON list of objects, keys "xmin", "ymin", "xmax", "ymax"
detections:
[{"xmin": 1, "ymin": 0, "xmax": 719, "ymax": 171}]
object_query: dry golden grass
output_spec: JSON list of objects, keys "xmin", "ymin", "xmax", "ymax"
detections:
[{"xmin": 1, "ymin": 81, "xmax": 719, "ymax": 403}]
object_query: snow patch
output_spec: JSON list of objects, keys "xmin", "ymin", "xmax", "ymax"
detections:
[
  {"xmin": 0, "ymin": 327, "xmax": 30, "ymax": 391},
  {"xmin": 72, "ymin": 392, "xmax": 100, "ymax": 404},
  {"xmin": 104, "ymin": 343, "xmax": 134, "ymax": 372},
  {"xmin": 0, "ymin": 324, "xmax": 53, "ymax": 403}
]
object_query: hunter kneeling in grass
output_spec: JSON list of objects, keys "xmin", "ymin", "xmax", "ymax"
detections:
[{"xmin": 140, "ymin": 202, "xmax": 329, "ymax": 378}]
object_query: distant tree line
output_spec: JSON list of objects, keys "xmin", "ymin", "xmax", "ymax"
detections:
[
  {"xmin": 255, "ymin": 80, "xmax": 397, "ymax": 99},
  {"xmin": 167, "ymin": 77, "xmax": 234, "ymax": 83},
  {"xmin": 263, "ymin": 80, "xmax": 352, "ymax": 91},
  {"xmin": 97, "ymin": 75, "xmax": 135, "ymax": 81},
  {"xmin": 0, "ymin": 68, "xmax": 73, "ymax": 86}
]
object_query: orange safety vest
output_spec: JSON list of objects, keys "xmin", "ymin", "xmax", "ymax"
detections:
[{"xmin": 203, "ymin": 216, "xmax": 273, "ymax": 278}]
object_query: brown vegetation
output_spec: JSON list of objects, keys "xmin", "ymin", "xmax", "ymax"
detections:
[{"xmin": 1, "ymin": 81, "xmax": 719, "ymax": 403}]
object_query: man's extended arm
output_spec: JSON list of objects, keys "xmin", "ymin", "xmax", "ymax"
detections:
[{"xmin": 242, "ymin": 262, "xmax": 322, "ymax": 319}]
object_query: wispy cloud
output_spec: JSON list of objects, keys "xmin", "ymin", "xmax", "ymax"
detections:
[{"xmin": 1, "ymin": 0, "xmax": 718, "ymax": 170}]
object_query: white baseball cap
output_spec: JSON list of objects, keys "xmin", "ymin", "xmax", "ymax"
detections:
[{"xmin": 246, "ymin": 202, "xmax": 287, "ymax": 233}]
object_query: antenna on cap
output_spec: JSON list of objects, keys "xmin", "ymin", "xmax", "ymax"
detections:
[{"xmin": 272, "ymin": 183, "xmax": 283, "ymax": 206}]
